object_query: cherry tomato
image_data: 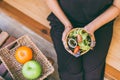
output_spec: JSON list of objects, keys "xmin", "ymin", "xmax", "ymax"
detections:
[{"xmin": 74, "ymin": 46, "xmax": 80, "ymax": 54}]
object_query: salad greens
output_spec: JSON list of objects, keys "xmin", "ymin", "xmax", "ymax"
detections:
[{"xmin": 67, "ymin": 28, "xmax": 91, "ymax": 54}]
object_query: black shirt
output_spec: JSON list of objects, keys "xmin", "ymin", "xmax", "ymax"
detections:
[{"xmin": 47, "ymin": 0, "xmax": 113, "ymax": 26}]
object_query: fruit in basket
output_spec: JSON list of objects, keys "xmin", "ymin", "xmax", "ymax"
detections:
[
  {"xmin": 66, "ymin": 28, "xmax": 91, "ymax": 55},
  {"xmin": 15, "ymin": 46, "xmax": 32, "ymax": 64},
  {"xmin": 22, "ymin": 60, "xmax": 42, "ymax": 79}
]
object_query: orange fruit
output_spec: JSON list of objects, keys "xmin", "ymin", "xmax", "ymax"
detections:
[{"xmin": 15, "ymin": 46, "xmax": 33, "ymax": 64}]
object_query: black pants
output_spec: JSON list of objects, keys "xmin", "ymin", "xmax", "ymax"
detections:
[{"xmin": 49, "ymin": 20, "xmax": 113, "ymax": 80}]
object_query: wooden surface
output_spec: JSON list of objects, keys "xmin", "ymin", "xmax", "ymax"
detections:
[
  {"xmin": 4, "ymin": 0, "xmax": 51, "ymax": 28},
  {"xmin": 105, "ymin": 64, "xmax": 120, "ymax": 79},
  {"xmin": 106, "ymin": 16, "xmax": 120, "ymax": 71},
  {"xmin": 0, "ymin": 12, "xmax": 59, "ymax": 80},
  {"xmin": 0, "ymin": 1, "xmax": 52, "ymax": 42}
]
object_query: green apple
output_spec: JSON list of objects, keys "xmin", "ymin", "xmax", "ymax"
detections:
[{"xmin": 22, "ymin": 60, "xmax": 42, "ymax": 79}]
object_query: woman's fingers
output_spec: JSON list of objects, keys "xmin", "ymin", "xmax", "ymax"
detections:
[
  {"xmin": 83, "ymin": 28, "xmax": 96, "ymax": 48},
  {"xmin": 89, "ymin": 33, "xmax": 96, "ymax": 48},
  {"xmin": 62, "ymin": 26, "xmax": 72, "ymax": 46}
]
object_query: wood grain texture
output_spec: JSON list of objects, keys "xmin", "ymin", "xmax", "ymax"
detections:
[
  {"xmin": 106, "ymin": 16, "xmax": 120, "ymax": 71},
  {"xmin": 4, "ymin": 0, "xmax": 51, "ymax": 28},
  {"xmin": 0, "ymin": 1, "xmax": 52, "ymax": 42},
  {"xmin": 105, "ymin": 64, "xmax": 120, "ymax": 80}
]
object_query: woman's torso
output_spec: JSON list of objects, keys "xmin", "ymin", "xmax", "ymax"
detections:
[{"xmin": 58, "ymin": 0, "xmax": 113, "ymax": 25}]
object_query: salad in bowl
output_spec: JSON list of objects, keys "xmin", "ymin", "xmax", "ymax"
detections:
[{"xmin": 64, "ymin": 28, "xmax": 94, "ymax": 57}]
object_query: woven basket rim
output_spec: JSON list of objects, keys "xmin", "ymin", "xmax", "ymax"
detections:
[{"xmin": 0, "ymin": 55, "xmax": 15, "ymax": 79}]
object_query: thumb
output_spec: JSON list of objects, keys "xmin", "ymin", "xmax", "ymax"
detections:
[
  {"xmin": 89, "ymin": 33, "xmax": 96, "ymax": 48},
  {"xmin": 62, "ymin": 29, "xmax": 67, "ymax": 42},
  {"xmin": 62, "ymin": 27, "xmax": 72, "ymax": 45}
]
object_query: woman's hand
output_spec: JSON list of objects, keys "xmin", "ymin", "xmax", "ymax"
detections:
[
  {"xmin": 84, "ymin": 26, "xmax": 96, "ymax": 48},
  {"xmin": 62, "ymin": 24, "xmax": 73, "ymax": 46}
]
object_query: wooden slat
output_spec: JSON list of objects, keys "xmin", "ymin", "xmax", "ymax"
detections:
[
  {"xmin": 0, "ymin": 1, "xmax": 52, "ymax": 42},
  {"xmin": 106, "ymin": 16, "xmax": 120, "ymax": 71},
  {"xmin": 105, "ymin": 64, "xmax": 120, "ymax": 80},
  {"xmin": 1, "ymin": 36, "xmax": 16, "ymax": 48},
  {"xmin": 0, "ymin": 32, "xmax": 9, "ymax": 47}
]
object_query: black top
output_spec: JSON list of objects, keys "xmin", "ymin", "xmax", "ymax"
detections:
[{"xmin": 47, "ymin": 0, "xmax": 113, "ymax": 26}]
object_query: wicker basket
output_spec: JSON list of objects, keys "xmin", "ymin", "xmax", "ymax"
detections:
[
  {"xmin": 0, "ymin": 35, "xmax": 54, "ymax": 80},
  {"xmin": 64, "ymin": 28, "xmax": 94, "ymax": 57}
]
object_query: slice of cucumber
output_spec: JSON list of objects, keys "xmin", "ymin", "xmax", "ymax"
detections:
[{"xmin": 68, "ymin": 38, "xmax": 77, "ymax": 48}]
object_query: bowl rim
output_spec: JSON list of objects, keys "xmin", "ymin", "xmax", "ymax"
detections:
[{"xmin": 64, "ymin": 28, "xmax": 92, "ymax": 56}]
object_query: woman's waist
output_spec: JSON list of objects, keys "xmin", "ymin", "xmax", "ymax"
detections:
[{"xmin": 47, "ymin": 13, "xmax": 89, "ymax": 27}]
